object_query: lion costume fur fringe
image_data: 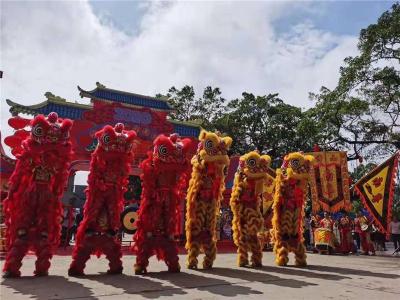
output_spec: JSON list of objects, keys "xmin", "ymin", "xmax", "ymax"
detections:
[
  {"xmin": 69, "ymin": 123, "xmax": 136, "ymax": 276},
  {"xmin": 3, "ymin": 113, "xmax": 73, "ymax": 277},
  {"xmin": 230, "ymin": 151, "xmax": 272, "ymax": 267},
  {"xmin": 272, "ymin": 152, "xmax": 315, "ymax": 267},
  {"xmin": 185, "ymin": 130, "xmax": 232, "ymax": 269},
  {"xmin": 133, "ymin": 133, "xmax": 195, "ymax": 274}
]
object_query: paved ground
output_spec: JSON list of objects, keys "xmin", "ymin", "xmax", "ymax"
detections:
[{"xmin": 1, "ymin": 252, "xmax": 399, "ymax": 300}]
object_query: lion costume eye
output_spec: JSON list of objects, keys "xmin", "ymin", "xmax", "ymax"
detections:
[
  {"xmin": 102, "ymin": 134, "xmax": 111, "ymax": 145},
  {"xmin": 247, "ymin": 158, "xmax": 256, "ymax": 168},
  {"xmin": 158, "ymin": 144, "xmax": 168, "ymax": 156},
  {"xmin": 290, "ymin": 159, "xmax": 300, "ymax": 169},
  {"xmin": 204, "ymin": 139, "xmax": 213, "ymax": 150},
  {"xmin": 32, "ymin": 125, "xmax": 44, "ymax": 137}
]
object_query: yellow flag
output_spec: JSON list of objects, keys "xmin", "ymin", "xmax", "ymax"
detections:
[
  {"xmin": 355, "ymin": 152, "xmax": 399, "ymax": 233},
  {"xmin": 307, "ymin": 151, "xmax": 351, "ymax": 213}
]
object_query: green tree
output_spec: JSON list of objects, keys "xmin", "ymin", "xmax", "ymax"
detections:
[
  {"xmin": 165, "ymin": 85, "xmax": 226, "ymax": 129},
  {"xmin": 309, "ymin": 3, "xmax": 400, "ymax": 160},
  {"xmin": 214, "ymin": 92, "xmax": 317, "ymax": 165},
  {"xmin": 349, "ymin": 163, "xmax": 378, "ymax": 183},
  {"xmin": 165, "ymin": 85, "xmax": 197, "ymax": 122}
]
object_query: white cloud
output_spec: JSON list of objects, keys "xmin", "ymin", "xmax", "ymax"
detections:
[{"xmin": 1, "ymin": 0, "xmax": 359, "ymax": 161}]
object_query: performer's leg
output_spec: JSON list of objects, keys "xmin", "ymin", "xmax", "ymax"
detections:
[
  {"xmin": 250, "ymin": 236, "xmax": 262, "ymax": 268},
  {"xmin": 394, "ymin": 234, "xmax": 400, "ymax": 250},
  {"xmin": 34, "ymin": 194, "xmax": 58, "ymax": 277},
  {"xmin": 202, "ymin": 201, "xmax": 217, "ymax": 270},
  {"xmin": 360, "ymin": 232, "xmax": 369, "ymax": 255},
  {"xmin": 186, "ymin": 240, "xmax": 200, "ymax": 269},
  {"xmin": 68, "ymin": 236, "xmax": 95, "ymax": 276},
  {"xmin": 163, "ymin": 239, "xmax": 180, "ymax": 273},
  {"xmin": 340, "ymin": 231, "xmax": 345, "ymax": 253},
  {"xmin": 355, "ymin": 233, "xmax": 361, "ymax": 250},
  {"xmin": 345, "ymin": 231, "xmax": 353, "ymax": 253},
  {"xmin": 304, "ymin": 230, "xmax": 310, "ymax": 249},
  {"xmin": 203, "ymin": 238, "xmax": 217, "ymax": 269},
  {"xmin": 3, "ymin": 235, "xmax": 30, "ymax": 278},
  {"xmin": 294, "ymin": 242, "xmax": 307, "ymax": 267},
  {"xmin": 101, "ymin": 236, "xmax": 123, "ymax": 274},
  {"xmin": 380, "ymin": 234, "xmax": 387, "ymax": 251},
  {"xmin": 237, "ymin": 235, "xmax": 249, "ymax": 267},
  {"xmin": 274, "ymin": 239, "xmax": 289, "ymax": 266},
  {"xmin": 367, "ymin": 233, "xmax": 376, "ymax": 255},
  {"xmin": 135, "ymin": 238, "xmax": 152, "ymax": 274},
  {"xmin": 33, "ymin": 233, "xmax": 53, "ymax": 276}
]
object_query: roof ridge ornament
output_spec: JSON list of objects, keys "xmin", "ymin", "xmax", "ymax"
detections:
[
  {"xmin": 96, "ymin": 82, "xmax": 106, "ymax": 88},
  {"xmin": 44, "ymin": 92, "xmax": 67, "ymax": 102}
]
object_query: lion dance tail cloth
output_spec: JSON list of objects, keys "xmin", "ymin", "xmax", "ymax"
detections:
[
  {"xmin": 133, "ymin": 134, "xmax": 195, "ymax": 274},
  {"xmin": 272, "ymin": 152, "xmax": 315, "ymax": 267},
  {"xmin": 185, "ymin": 131, "xmax": 232, "ymax": 269},
  {"xmin": 68, "ymin": 123, "xmax": 136, "ymax": 276},
  {"xmin": 3, "ymin": 113, "xmax": 73, "ymax": 278},
  {"xmin": 230, "ymin": 152, "xmax": 271, "ymax": 268}
]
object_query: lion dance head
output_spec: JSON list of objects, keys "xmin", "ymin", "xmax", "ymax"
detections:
[
  {"xmin": 95, "ymin": 123, "xmax": 137, "ymax": 154},
  {"xmin": 280, "ymin": 152, "xmax": 315, "ymax": 181},
  {"xmin": 194, "ymin": 131, "xmax": 232, "ymax": 176},
  {"xmin": 152, "ymin": 133, "xmax": 196, "ymax": 167},
  {"xmin": 238, "ymin": 151, "xmax": 272, "ymax": 180}
]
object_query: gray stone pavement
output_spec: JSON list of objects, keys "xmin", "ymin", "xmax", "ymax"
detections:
[{"xmin": 1, "ymin": 252, "xmax": 399, "ymax": 300}]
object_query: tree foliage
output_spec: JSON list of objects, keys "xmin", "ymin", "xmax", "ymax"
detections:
[
  {"xmin": 159, "ymin": 5, "xmax": 400, "ymax": 220},
  {"xmin": 163, "ymin": 4, "xmax": 399, "ymax": 164},
  {"xmin": 214, "ymin": 93, "xmax": 317, "ymax": 164},
  {"xmin": 308, "ymin": 3, "xmax": 400, "ymax": 160},
  {"xmin": 165, "ymin": 85, "xmax": 225, "ymax": 130}
]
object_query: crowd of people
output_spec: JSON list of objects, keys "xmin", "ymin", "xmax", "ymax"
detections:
[
  {"xmin": 60, "ymin": 204, "xmax": 400, "ymax": 257},
  {"xmin": 304, "ymin": 211, "xmax": 400, "ymax": 255}
]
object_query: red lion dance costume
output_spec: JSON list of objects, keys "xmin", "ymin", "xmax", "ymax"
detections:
[
  {"xmin": 230, "ymin": 151, "xmax": 271, "ymax": 268},
  {"xmin": 133, "ymin": 133, "xmax": 194, "ymax": 274},
  {"xmin": 185, "ymin": 131, "xmax": 232, "ymax": 269},
  {"xmin": 3, "ymin": 112, "xmax": 73, "ymax": 278},
  {"xmin": 272, "ymin": 152, "xmax": 314, "ymax": 267},
  {"xmin": 68, "ymin": 123, "xmax": 136, "ymax": 276}
]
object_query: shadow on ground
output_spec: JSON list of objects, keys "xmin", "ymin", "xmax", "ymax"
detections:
[
  {"xmin": 306, "ymin": 265, "xmax": 400, "ymax": 279},
  {"xmin": 198, "ymin": 267, "xmax": 318, "ymax": 288},
  {"xmin": 148, "ymin": 271, "xmax": 263, "ymax": 297},
  {"xmin": 85, "ymin": 273, "xmax": 187, "ymax": 299},
  {"xmin": 2, "ymin": 275, "xmax": 96, "ymax": 300},
  {"xmin": 260, "ymin": 265, "xmax": 351, "ymax": 280}
]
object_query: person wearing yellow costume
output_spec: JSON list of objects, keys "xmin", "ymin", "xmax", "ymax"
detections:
[
  {"xmin": 230, "ymin": 151, "xmax": 272, "ymax": 267},
  {"xmin": 185, "ymin": 131, "xmax": 232, "ymax": 269},
  {"xmin": 272, "ymin": 152, "xmax": 315, "ymax": 267}
]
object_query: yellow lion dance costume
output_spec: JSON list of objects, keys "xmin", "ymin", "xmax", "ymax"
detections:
[
  {"xmin": 230, "ymin": 152, "xmax": 271, "ymax": 268},
  {"xmin": 272, "ymin": 152, "xmax": 314, "ymax": 267},
  {"xmin": 185, "ymin": 130, "xmax": 232, "ymax": 269}
]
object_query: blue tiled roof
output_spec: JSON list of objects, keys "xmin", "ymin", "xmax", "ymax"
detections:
[
  {"xmin": 36, "ymin": 103, "xmax": 88, "ymax": 119},
  {"xmin": 10, "ymin": 100, "xmax": 199, "ymax": 138},
  {"xmin": 89, "ymin": 89, "xmax": 171, "ymax": 111},
  {"xmin": 173, "ymin": 123, "xmax": 201, "ymax": 137}
]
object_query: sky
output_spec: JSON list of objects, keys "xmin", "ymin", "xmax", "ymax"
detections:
[{"xmin": 0, "ymin": 0, "xmax": 396, "ymax": 165}]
